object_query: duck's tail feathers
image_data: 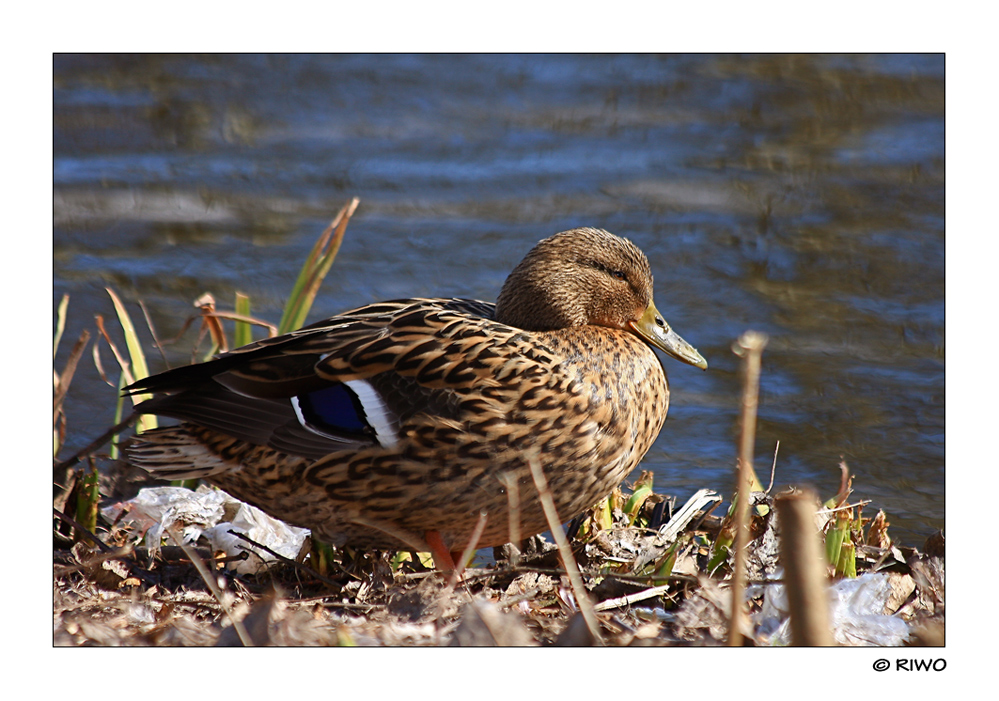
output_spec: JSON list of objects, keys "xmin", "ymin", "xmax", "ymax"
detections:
[{"xmin": 127, "ymin": 426, "xmax": 234, "ymax": 481}]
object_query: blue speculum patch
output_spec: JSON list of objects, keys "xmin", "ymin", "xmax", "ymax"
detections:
[{"xmin": 298, "ymin": 384, "xmax": 367, "ymax": 433}]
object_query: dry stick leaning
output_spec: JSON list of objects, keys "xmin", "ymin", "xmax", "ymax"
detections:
[
  {"xmin": 54, "ymin": 412, "xmax": 140, "ymax": 472},
  {"xmin": 449, "ymin": 510, "xmax": 489, "ymax": 586},
  {"xmin": 499, "ymin": 471, "xmax": 522, "ymax": 567},
  {"xmin": 728, "ymin": 331, "xmax": 768, "ymax": 646},
  {"xmin": 226, "ymin": 529, "xmax": 349, "ymax": 590},
  {"xmin": 527, "ymin": 456, "xmax": 603, "ymax": 646},
  {"xmin": 167, "ymin": 524, "xmax": 254, "ymax": 647}
]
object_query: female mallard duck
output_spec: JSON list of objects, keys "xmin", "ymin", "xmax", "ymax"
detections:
[{"xmin": 126, "ymin": 227, "xmax": 707, "ymax": 569}]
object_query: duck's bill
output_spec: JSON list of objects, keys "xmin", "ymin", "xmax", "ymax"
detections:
[{"xmin": 629, "ymin": 302, "xmax": 708, "ymax": 370}]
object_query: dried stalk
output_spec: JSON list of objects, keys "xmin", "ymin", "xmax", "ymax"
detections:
[
  {"xmin": 775, "ymin": 490, "xmax": 834, "ymax": 646},
  {"xmin": 527, "ymin": 456, "xmax": 603, "ymax": 645},
  {"xmin": 728, "ymin": 330, "xmax": 767, "ymax": 646},
  {"xmin": 53, "ymin": 411, "xmax": 140, "ymax": 472},
  {"xmin": 450, "ymin": 510, "xmax": 488, "ymax": 586},
  {"xmin": 167, "ymin": 525, "xmax": 254, "ymax": 647},
  {"xmin": 499, "ymin": 471, "xmax": 521, "ymax": 566}
]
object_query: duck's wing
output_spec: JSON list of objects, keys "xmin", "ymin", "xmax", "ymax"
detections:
[{"xmin": 124, "ymin": 298, "xmax": 503, "ymax": 459}]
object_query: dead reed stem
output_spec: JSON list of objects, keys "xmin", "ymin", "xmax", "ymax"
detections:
[
  {"xmin": 728, "ymin": 330, "xmax": 767, "ymax": 646},
  {"xmin": 167, "ymin": 525, "xmax": 254, "ymax": 647},
  {"xmin": 450, "ymin": 510, "xmax": 488, "ymax": 586},
  {"xmin": 53, "ymin": 411, "xmax": 140, "ymax": 472},
  {"xmin": 53, "ymin": 329, "xmax": 90, "ymax": 424},
  {"xmin": 774, "ymin": 490, "xmax": 834, "ymax": 646},
  {"xmin": 499, "ymin": 471, "xmax": 521, "ymax": 566}
]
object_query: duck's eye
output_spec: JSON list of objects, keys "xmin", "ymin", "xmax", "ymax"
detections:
[{"xmin": 610, "ymin": 270, "xmax": 627, "ymax": 281}]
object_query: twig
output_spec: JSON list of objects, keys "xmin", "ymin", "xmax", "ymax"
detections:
[
  {"xmin": 690, "ymin": 498, "xmax": 723, "ymax": 531},
  {"xmin": 53, "ymin": 329, "xmax": 91, "ymax": 423},
  {"xmin": 54, "ymin": 476, "xmax": 160, "ymax": 591},
  {"xmin": 527, "ymin": 456, "xmax": 603, "ymax": 645},
  {"xmin": 94, "ymin": 314, "xmax": 139, "ymax": 386},
  {"xmin": 729, "ymin": 330, "xmax": 767, "ymax": 646},
  {"xmin": 290, "ymin": 596, "xmax": 378, "ymax": 612},
  {"xmin": 226, "ymin": 529, "xmax": 349, "ymax": 589},
  {"xmin": 450, "ymin": 510, "xmax": 488, "ymax": 586},
  {"xmin": 138, "ymin": 299, "xmax": 170, "ymax": 369},
  {"xmin": 774, "ymin": 490, "xmax": 834, "ymax": 646},
  {"xmin": 54, "ymin": 543, "xmax": 131, "ymax": 569},
  {"xmin": 833, "ymin": 458, "xmax": 853, "ymax": 507},
  {"xmin": 593, "ymin": 584, "xmax": 672, "ymax": 612},
  {"xmin": 598, "ymin": 571, "xmax": 699, "ymax": 587},
  {"xmin": 429, "ymin": 513, "xmax": 489, "ymax": 643},
  {"xmin": 166, "ymin": 525, "xmax": 254, "ymax": 647},
  {"xmin": 53, "ymin": 411, "xmax": 140, "ymax": 472},
  {"xmin": 201, "ymin": 310, "xmax": 278, "ymax": 337},
  {"xmin": 52, "ymin": 508, "xmax": 113, "ymax": 553},
  {"xmin": 659, "ymin": 488, "xmax": 722, "ymax": 542},
  {"xmin": 816, "ymin": 499, "xmax": 871, "ymax": 516},
  {"xmin": 499, "ymin": 471, "xmax": 521, "ymax": 566},
  {"xmin": 766, "ymin": 440, "xmax": 780, "ymax": 493},
  {"xmin": 393, "ymin": 569, "xmax": 437, "ymax": 582},
  {"xmin": 192, "ymin": 293, "xmax": 229, "ymax": 353}
]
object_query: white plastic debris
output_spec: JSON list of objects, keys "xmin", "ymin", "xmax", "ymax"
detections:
[
  {"xmin": 102, "ymin": 486, "xmax": 309, "ymax": 574},
  {"xmin": 827, "ymin": 572, "xmax": 911, "ymax": 646},
  {"xmin": 102, "ymin": 485, "xmax": 226, "ymax": 550},
  {"xmin": 753, "ymin": 571, "xmax": 910, "ymax": 646},
  {"xmin": 204, "ymin": 500, "xmax": 310, "ymax": 574}
]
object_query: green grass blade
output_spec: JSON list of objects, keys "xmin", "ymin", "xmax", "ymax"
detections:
[
  {"xmin": 107, "ymin": 288, "xmax": 150, "ymax": 382},
  {"xmin": 278, "ymin": 198, "xmax": 358, "ymax": 334},
  {"xmin": 654, "ymin": 538, "xmax": 682, "ymax": 579},
  {"xmin": 825, "ymin": 514, "xmax": 848, "ymax": 569},
  {"xmin": 74, "ymin": 462, "xmax": 100, "ymax": 542},
  {"xmin": 623, "ymin": 484, "xmax": 653, "ymax": 525},
  {"xmin": 54, "ymin": 293, "xmax": 69, "ymax": 359},
  {"xmin": 586, "ymin": 495, "xmax": 613, "ymax": 532},
  {"xmin": 707, "ymin": 526, "xmax": 734, "ymax": 574},
  {"xmin": 837, "ymin": 540, "xmax": 857, "ymax": 578},
  {"xmin": 106, "ymin": 288, "xmax": 157, "ymax": 433},
  {"xmin": 233, "ymin": 292, "xmax": 252, "ymax": 347},
  {"xmin": 110, "ymin": 372, "xmax": 126, "ymax": 459}
]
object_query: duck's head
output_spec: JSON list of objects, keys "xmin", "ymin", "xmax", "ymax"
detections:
[{"xmin": 495, "ymin": 227, "xmax": 708, "ymax": 370}]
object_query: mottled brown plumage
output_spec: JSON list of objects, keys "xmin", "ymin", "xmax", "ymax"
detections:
[{"xmin": 126, "ymin": 227, "xmax": 707, "ymax": 563}]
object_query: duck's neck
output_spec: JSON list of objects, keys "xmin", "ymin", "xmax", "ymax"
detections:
[{"xmin": 494, "ymin": 275, "xmax": 588, "ymax": 332}]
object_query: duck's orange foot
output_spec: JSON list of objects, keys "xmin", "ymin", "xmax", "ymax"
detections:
[{"xmin": 424, "ymin": 530, "xmax": 463, "ymax": 572}]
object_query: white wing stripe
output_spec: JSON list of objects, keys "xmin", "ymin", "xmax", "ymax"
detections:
[{"xmin": 346, "ymin": 379, "xmax": 399, "ymax": 450}]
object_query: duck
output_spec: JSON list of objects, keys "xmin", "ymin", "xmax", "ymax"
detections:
[{"xmin": 125, "ymin": 227, "xmax": 707, "ymax": 570}]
